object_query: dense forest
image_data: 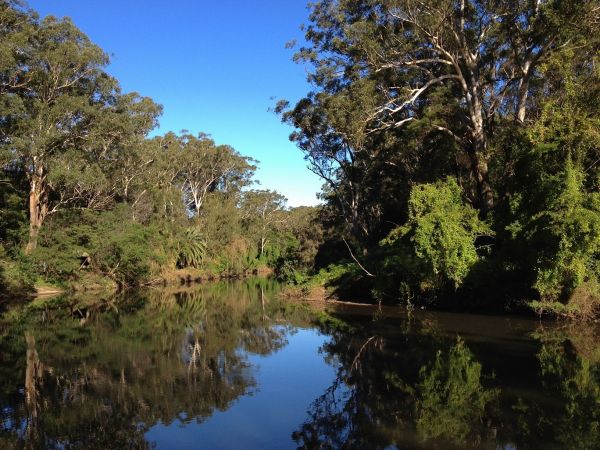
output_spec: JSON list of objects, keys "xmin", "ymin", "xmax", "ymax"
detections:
[
  {"xmin": 276, "ymin": 0, "xmax": 600, "ymax": 318},
  {"xmin": 0, "ymin": 0, "xmax": 321, "ymax": 295},
  {"xmin": 1, "ymin": 0, "xmax": 600, "ymax": 319}
]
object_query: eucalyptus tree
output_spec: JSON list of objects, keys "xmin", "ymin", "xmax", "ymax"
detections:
[
  {"xmin": 1, "ymin": 12, "xmax": 109, "ymax": 252},
  {"xmin": 278, "ymin": 0, "xmax": 599, "ymax": 305},
  {"xmin": 44, "ymin": 92, "xmax": 161, "ymax": 224},
  {"xmin": 93, "ymin": 93, "xmax": 162, "ymax": 203},
  {"xmin": 178, "ymin": 133, "xmax": 256, "ymax": 217},
  {"xmin": 281, "ymin": 0, "xmax": 597, "ymax": 216},
  {"xmin": 0, "ymin": 4, "xmax": 161, "ymax": 252},
  {"xmin": 241, "ymin": 189, "xmax": 288, "ymax": 257},
  {"xmin": 139, "ymin": 133, "xmax": 187, "ymax": 221},
  {"xmin": 0, "ymin": 0, "xmax": 36, "ymax": 102}
]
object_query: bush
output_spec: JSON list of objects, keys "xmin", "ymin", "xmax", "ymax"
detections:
[
  {"xmin": 29, "ymin": 206, "xmax": 168, "ymax": 287},
  {"xmin": 529, "ymin": 280, "xmax": 600, "ymax": 320},
  {"xmin": 93, "ymin": 223, "xmax": 165, "ymax": 286},
  {"xmin": 381, "ymin": 178, "xmax": 491, "ymax": 292},
  {"xmin": 506, "ymin": 160, "xmax": 600, "ymax": 303},
  {"xmin": 0, "ymin": 249, "xmax": 35, "ymax": 297},
  {"xmin": 176, "ymin": 227, "xmax": 207, "ymax": 268},
  {"xmin": 532, "ymin": 164, "xmax": 600, "ymax": 300}
]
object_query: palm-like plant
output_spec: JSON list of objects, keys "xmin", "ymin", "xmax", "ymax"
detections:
[{"xmin": 177, "ymin": 228, "xmax": 207, "ymax": 268}]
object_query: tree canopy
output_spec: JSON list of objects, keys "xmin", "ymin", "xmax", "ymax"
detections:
[
  {"xmin": 0, "ymin": 0, "xmax": 321, "ymax": 293},
  {"xmin": 279, "ymin": 0, "xmax": 600, "ymax": 315}
]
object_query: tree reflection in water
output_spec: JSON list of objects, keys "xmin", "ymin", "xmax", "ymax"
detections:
[
  {"xmin": 530, "ymin": 325, "xmax": 600, "ymax": 450},
  {"xmin": 0, "ymin": 278, "xmax": 306, "ymax": 449},
  {"xmin": 293, "ymin": 313, "xmax": 600, "ymax": 450},
  {"xmin": 415, "ymin": 338, "xmax": 498, "ymax": 446},
  {"xmin": 2, "ymin": 284, "xmax": 600, "ymax": 449}
]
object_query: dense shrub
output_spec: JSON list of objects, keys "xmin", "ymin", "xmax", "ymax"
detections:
[
  {"xmin": 381, "ymin": 178, "xmax": 491, "ymax": 292},
  {"xmin": 176, "ymin": 228, "xmax": 207, "ymax": 268},
  {"xmin": 28, "ymin": 207, "xmax": 168, "ymax": 287}
]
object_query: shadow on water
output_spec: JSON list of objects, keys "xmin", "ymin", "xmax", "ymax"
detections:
[
  {"xmin": 0, "ymin": 279, "xmax": 599, "ymax": 449},
  {"xmin": 292, "ymin": 305, "xmax": 600, "ymax": 450}
]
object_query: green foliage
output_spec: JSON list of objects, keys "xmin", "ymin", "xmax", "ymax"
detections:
[
  {"xmin": 274, "ymin": 206, "xmax": 324, "ymax": 275},
  {"xmin": 383, "ymin": 178, "xmax": 490, "ymax": 289},
  {"xmin": 240, "ymin": 189, "xmax": 287, "ymax": 257},
  {"xmin": 28, "ymin": 207, "xmax": 167, "ymax": 287},
  {"xmin": 1, "ymin": 0, "xmax": 598, "ymax": 314},
  {"xmin": 0, "ymin": 1, "xmax": 311, "ymax": 291},
  {"xmin": 311, "ymin": 263, "xmax": 357, "ymax": 286},
  {"xmin": 531, "ymin": 164, "xmax": 600, "ymax": 299},
  {"xmin": 518, "ymin": 51, "xmax": 600, "ymax": 301},
  {"xmin": 93, "ymin": 222, "xmax": 166, "ymax": 286},
  {"xmin": 175, "ymin": 132, "xmax": 256, "ymax": 216},
  {"xmin": 279, "ymin": 0, "xmax": 600, "ymax": 315},
  {"xmin": 529, "ymin": 280, "xmax": 600, "ymax": 320},
  {"xmin": 0, "ymin": 178, "xmax": 27, "ymax": 254},
  {"xmin": 0, "ymin": 252, "xmax": 35, "ymax": 297},
  {"xmin": 504, "ymin": 48, "xmax": 600, "ymax": 305},
  {"xmin": 176, "ymin": 227, "xmax": 207, "ymax": 268},
  {"xmin": 416, "ymin": 338, "xmax": 498, "ymax": 444}
]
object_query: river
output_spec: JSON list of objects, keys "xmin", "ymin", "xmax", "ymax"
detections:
[{"xmin": 0, "ymin": 278, "xmax": 598, "ymax": 449}]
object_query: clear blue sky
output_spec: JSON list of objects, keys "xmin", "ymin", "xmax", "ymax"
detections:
[{"xmin": 27, "ymin": 0, "xmax": 323, "ymax": 207}]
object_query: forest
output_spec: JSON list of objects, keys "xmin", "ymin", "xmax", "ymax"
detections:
[
  {"xmin": 1, "ymin": 0, "xmax": 599, "ymax": 319},
  {"xmin": 276, "ymin": 0, "xmax": 600, "ymax": 318},
  {"xmin": 0, "ymin": 0, "xmax": 322, "ymax": 296}
]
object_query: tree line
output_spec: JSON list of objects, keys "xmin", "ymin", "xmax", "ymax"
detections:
[
  {"xmin": 2, "ymin": 0, "xmax": 599, "ymax": 317},
  {"xmin": 277, "ymin": 0, "xmax": 600, "ymax": 317},
  {"xmin": 0, "ymin": 0, "xmax": 320, "ymax": 294}
]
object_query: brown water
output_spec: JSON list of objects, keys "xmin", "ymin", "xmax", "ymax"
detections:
[{"xmin": 0, "ymin": 278, "xmax": 598, "ymax": 449}]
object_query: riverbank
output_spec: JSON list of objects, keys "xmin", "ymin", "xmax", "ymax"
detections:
[
  {"xmin": 0, "ymin": 264, "xmax": 276, "ymax": 302},
  {"xmin": 2, "ymin": 254, "xmax": 598, "ymax": 324},
  {"xmin": 279, "ymin": 263, "xmax": 600, "ymax": 322}
]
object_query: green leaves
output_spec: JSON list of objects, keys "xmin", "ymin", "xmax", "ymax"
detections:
[
  {"xmin": 529, "ymin": 163, "xmax": 600, "ymax": 301},
  {"xmin": 385, "ymin": 178, "xmax": 491, "ymax": 289},
  {"xmin": 0, "ymin": 2, "xmax": 163, "ymax": 252},
  {"xmin": 177, "ymin": 227, "xmax": 207, "ymax": 268}
]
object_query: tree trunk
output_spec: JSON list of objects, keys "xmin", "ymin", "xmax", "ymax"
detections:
[
  {"xmin": 260, "ymin": 237, "xmax": 266, "ymax": 257},
  {"xmin": 25, "ymin": 169, "xmax": 48, "ymax": 254},
  {"xmin": 467, "ymin": 81, "xmax": 494, "ymax": 212},
  {"xmin": 516, "ymin": 61, "xmax": 531, "ymax": 123},
  {"xmin": 467, "ymin": 105, "xmax": 494, "ymax": 212},
  {"xmin": 468, "ymin": 149, "xmax": 494, "ymax": 213}
]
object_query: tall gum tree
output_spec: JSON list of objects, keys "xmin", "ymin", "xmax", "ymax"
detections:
[
  {"xmin": 241, "ymin": 189, "xmax": 288, "ymax": 257},
  {"xmin": 282, "ymin": 0, "xmax": 595, "ymax": 213},
  {"xmin": 178, "ymin": 133, "xmax": 256, "ymax": 217},
  {"xmin": 1, "ymin": 5, "xmax": 161, "ymax": 252},
  {"xmin": 2, "ymin": 11, "xmax": 111, "ymax": 253}
]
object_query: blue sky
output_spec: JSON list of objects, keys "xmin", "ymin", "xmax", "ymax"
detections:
[{"xmin": 27, "ymin": 0, "xmax": 322, "ymax": 207}]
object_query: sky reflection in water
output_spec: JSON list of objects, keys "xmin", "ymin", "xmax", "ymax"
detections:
[{"xmin": 1, "ymin": 279, "xmax": 599, "ymax": 449}]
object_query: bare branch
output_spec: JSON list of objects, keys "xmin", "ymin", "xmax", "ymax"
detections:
[{"xmin": 342, "ymin": 238, "xmax": 375, "ymax": 277}]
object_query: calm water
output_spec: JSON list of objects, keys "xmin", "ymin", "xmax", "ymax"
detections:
[{"xmin": 1, "ymin": 279, "xmax": 599, "ymax": 449}]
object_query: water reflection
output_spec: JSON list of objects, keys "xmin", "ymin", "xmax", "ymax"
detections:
[
  {"xmin": 415, "ymin": 338, "xmax": 498, "ymax": 445},
  {"xmin": 293, "ymin": 309, "xmax": 600, "ymax": 450},
  {"xmin": 531, "ymin": 325, "xmax": 600, "ymax": 449},
  {"xmin": 0, "ymin": 279, "xmax": 309, "ymax": 449},
  {"xmin": 1, "ymin": 282, "xmax": 599, "ymax": 449}
]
